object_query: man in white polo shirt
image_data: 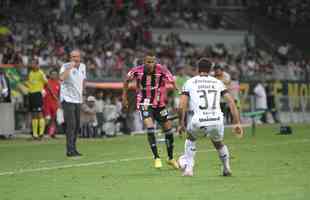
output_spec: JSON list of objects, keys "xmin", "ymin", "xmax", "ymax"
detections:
[
  {"xmin": 253, "ymin": 81, "xmax": 267, "ymax": 123},
  {"xmin": 60, "ymin": 50, "xmax": 86, "ymax": 157}
]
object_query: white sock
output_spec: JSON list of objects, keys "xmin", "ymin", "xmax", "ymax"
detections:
[
  {"xmin": 218, "ymin": 145, "xmax": 230, "ymax": 170},
  {"xmin": 184, "ymin": 139, "xmax": 196, "ymax": 167}
]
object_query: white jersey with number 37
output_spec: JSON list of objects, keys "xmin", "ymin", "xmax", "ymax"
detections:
[{"xmin": 182, "ymin": 75, "xmax": 226, "ymax": 127}]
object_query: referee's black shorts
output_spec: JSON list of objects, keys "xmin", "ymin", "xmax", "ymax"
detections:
[{"xmin": 29, "ymin": 92, "xmax": 43, "ymax": 112}]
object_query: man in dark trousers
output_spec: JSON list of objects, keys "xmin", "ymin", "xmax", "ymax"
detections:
[{"xmin": 59, "ymin": 50, "xmax": 86, "ymax": 157}]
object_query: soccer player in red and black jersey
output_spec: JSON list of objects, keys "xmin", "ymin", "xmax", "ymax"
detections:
[{"xmin": 122, "ymin": 52, "xmax": 179, "ymax": 169}]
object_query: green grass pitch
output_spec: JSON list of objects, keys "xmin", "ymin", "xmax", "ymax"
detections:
[{"xmin": 0, "ymin": 124, "xmax": 309, "ymax": 200}]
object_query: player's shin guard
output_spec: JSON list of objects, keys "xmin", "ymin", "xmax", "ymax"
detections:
[
  {"xmin": 184, "ymin": 139, "xmax": 196, "ymax": 167},
  {"xmin": 147, "ymin": 127, "xmax": 160, "ymax": 159},
  {"xmin": 32, "ymin": 119, "xmax": 39, "ymax": 138},
  {"xmin": 164, "ymin": 129, "xmax": 174, "ymax": 160},
  {"xmin": 217, "ymin": 145, "xmax": 230, "ymax": 170},
  {"xmin": 38, "ymin": 118, "xmax": 45, "ymax": 137}
]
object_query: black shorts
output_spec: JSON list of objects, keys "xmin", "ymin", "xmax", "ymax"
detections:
[
  {"xmin": 220, "ymin": 102, "xmax": 229, "ymax": 113},
  {"xmin": 139, "ymin": 106, "xmax": 169, "ymax": 123},
  {"xmin": 29, "ymin": 92, "xmax": 43, "ymax": 112}
]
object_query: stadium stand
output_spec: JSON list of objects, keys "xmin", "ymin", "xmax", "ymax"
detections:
[{"xmin": 0, "ymin": 0, "xmax": 310, "ymax": 135}]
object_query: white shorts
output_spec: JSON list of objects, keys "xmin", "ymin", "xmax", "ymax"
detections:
[{"xmin": 187, "ymin": 118, "xmax": 224, "ymax": 142}]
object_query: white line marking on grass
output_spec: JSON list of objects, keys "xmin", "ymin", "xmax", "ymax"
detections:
[
  {"xmin": 0, "ymin": 139, "xmax": 309, "ymax": 177},
  {"xmin": 0, "ymin": 157, "xmax": 144, "ymax": 176},
  {"xmin": 0, "ymin": 149, "xmax": 215, "ymax": 177}
]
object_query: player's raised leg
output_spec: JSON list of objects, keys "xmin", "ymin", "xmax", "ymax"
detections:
[
  {"xmin": 184, "ymin": 134, "xmax": 196, "ymax": 176},
  {"xmin": 179, "ymin": 133, "xmax": 196, "ymax": 176}
]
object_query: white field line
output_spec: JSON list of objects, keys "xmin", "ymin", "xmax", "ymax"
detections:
[
  {"xmin": 0, "ymin": 150, "xmax": 216, "ymax": 177},
  {"xmin": 0, "ymin": 157, "xmax": 140, "ymax": 176},
  {"xmin": 0, "ymin": 139, "xmax": 309, "ymax": 177}
]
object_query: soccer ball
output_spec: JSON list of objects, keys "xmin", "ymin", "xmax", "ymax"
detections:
[{"xmin": 178, "ymin": 155, "xmax": 188, "ymax": 170}]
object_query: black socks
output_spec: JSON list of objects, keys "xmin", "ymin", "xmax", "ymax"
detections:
[
  {"xmin": 164, "ymin": 129, "xmax": 174, "ymax": 160},
  {"xmin": 147, "ymin": 127, "xmax": 159, "ymax": 159}
]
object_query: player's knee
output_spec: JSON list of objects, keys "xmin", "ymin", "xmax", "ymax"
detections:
[
  {"xmin": 212, "ymin": 140, "xmax": 224, "ymax": 149},
  {"xmin": 144, "ymin": 118, "xmax": 154, "ymax": 127},
  {"xmin": 162, "ymin": 120, "xmax": 172, "ymax": 129},
  {"xmin": 187, "ymin": 133, "xmax": 197, "ymax": 141}
]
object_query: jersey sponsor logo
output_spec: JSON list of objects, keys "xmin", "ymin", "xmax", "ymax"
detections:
[
  {"xmin": 194, "ymin": 79, "xmax": 217, "ymax": 84},
  {"xmin": 202, "ymin": 111, "xmax": 217, "ymax": 115},
  {"xmin": 199, "ymin": 117, "xmax": 220, "ymax": 122}
]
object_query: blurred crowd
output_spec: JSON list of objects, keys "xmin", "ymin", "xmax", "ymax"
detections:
[
  {"xmin": 1, "ymin": 0, "xmax": 309, "ymax": 82},
  {"xmin": 0, "ymin": 0, "xmax": 310, "ymax": 137},
  {"xmin": 252, "ymin": 0, "xmax": 310, "ymax": 27}
]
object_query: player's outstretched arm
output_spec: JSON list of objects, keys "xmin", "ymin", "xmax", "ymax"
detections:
[{"xmin": 224, "ymin": 93, "xmax": 244, "ymax": 138}]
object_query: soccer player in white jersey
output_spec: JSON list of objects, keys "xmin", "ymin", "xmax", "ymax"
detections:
[{"xmin": 178, "ymin": 58, "xmax": 243, "ymax": 177}]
